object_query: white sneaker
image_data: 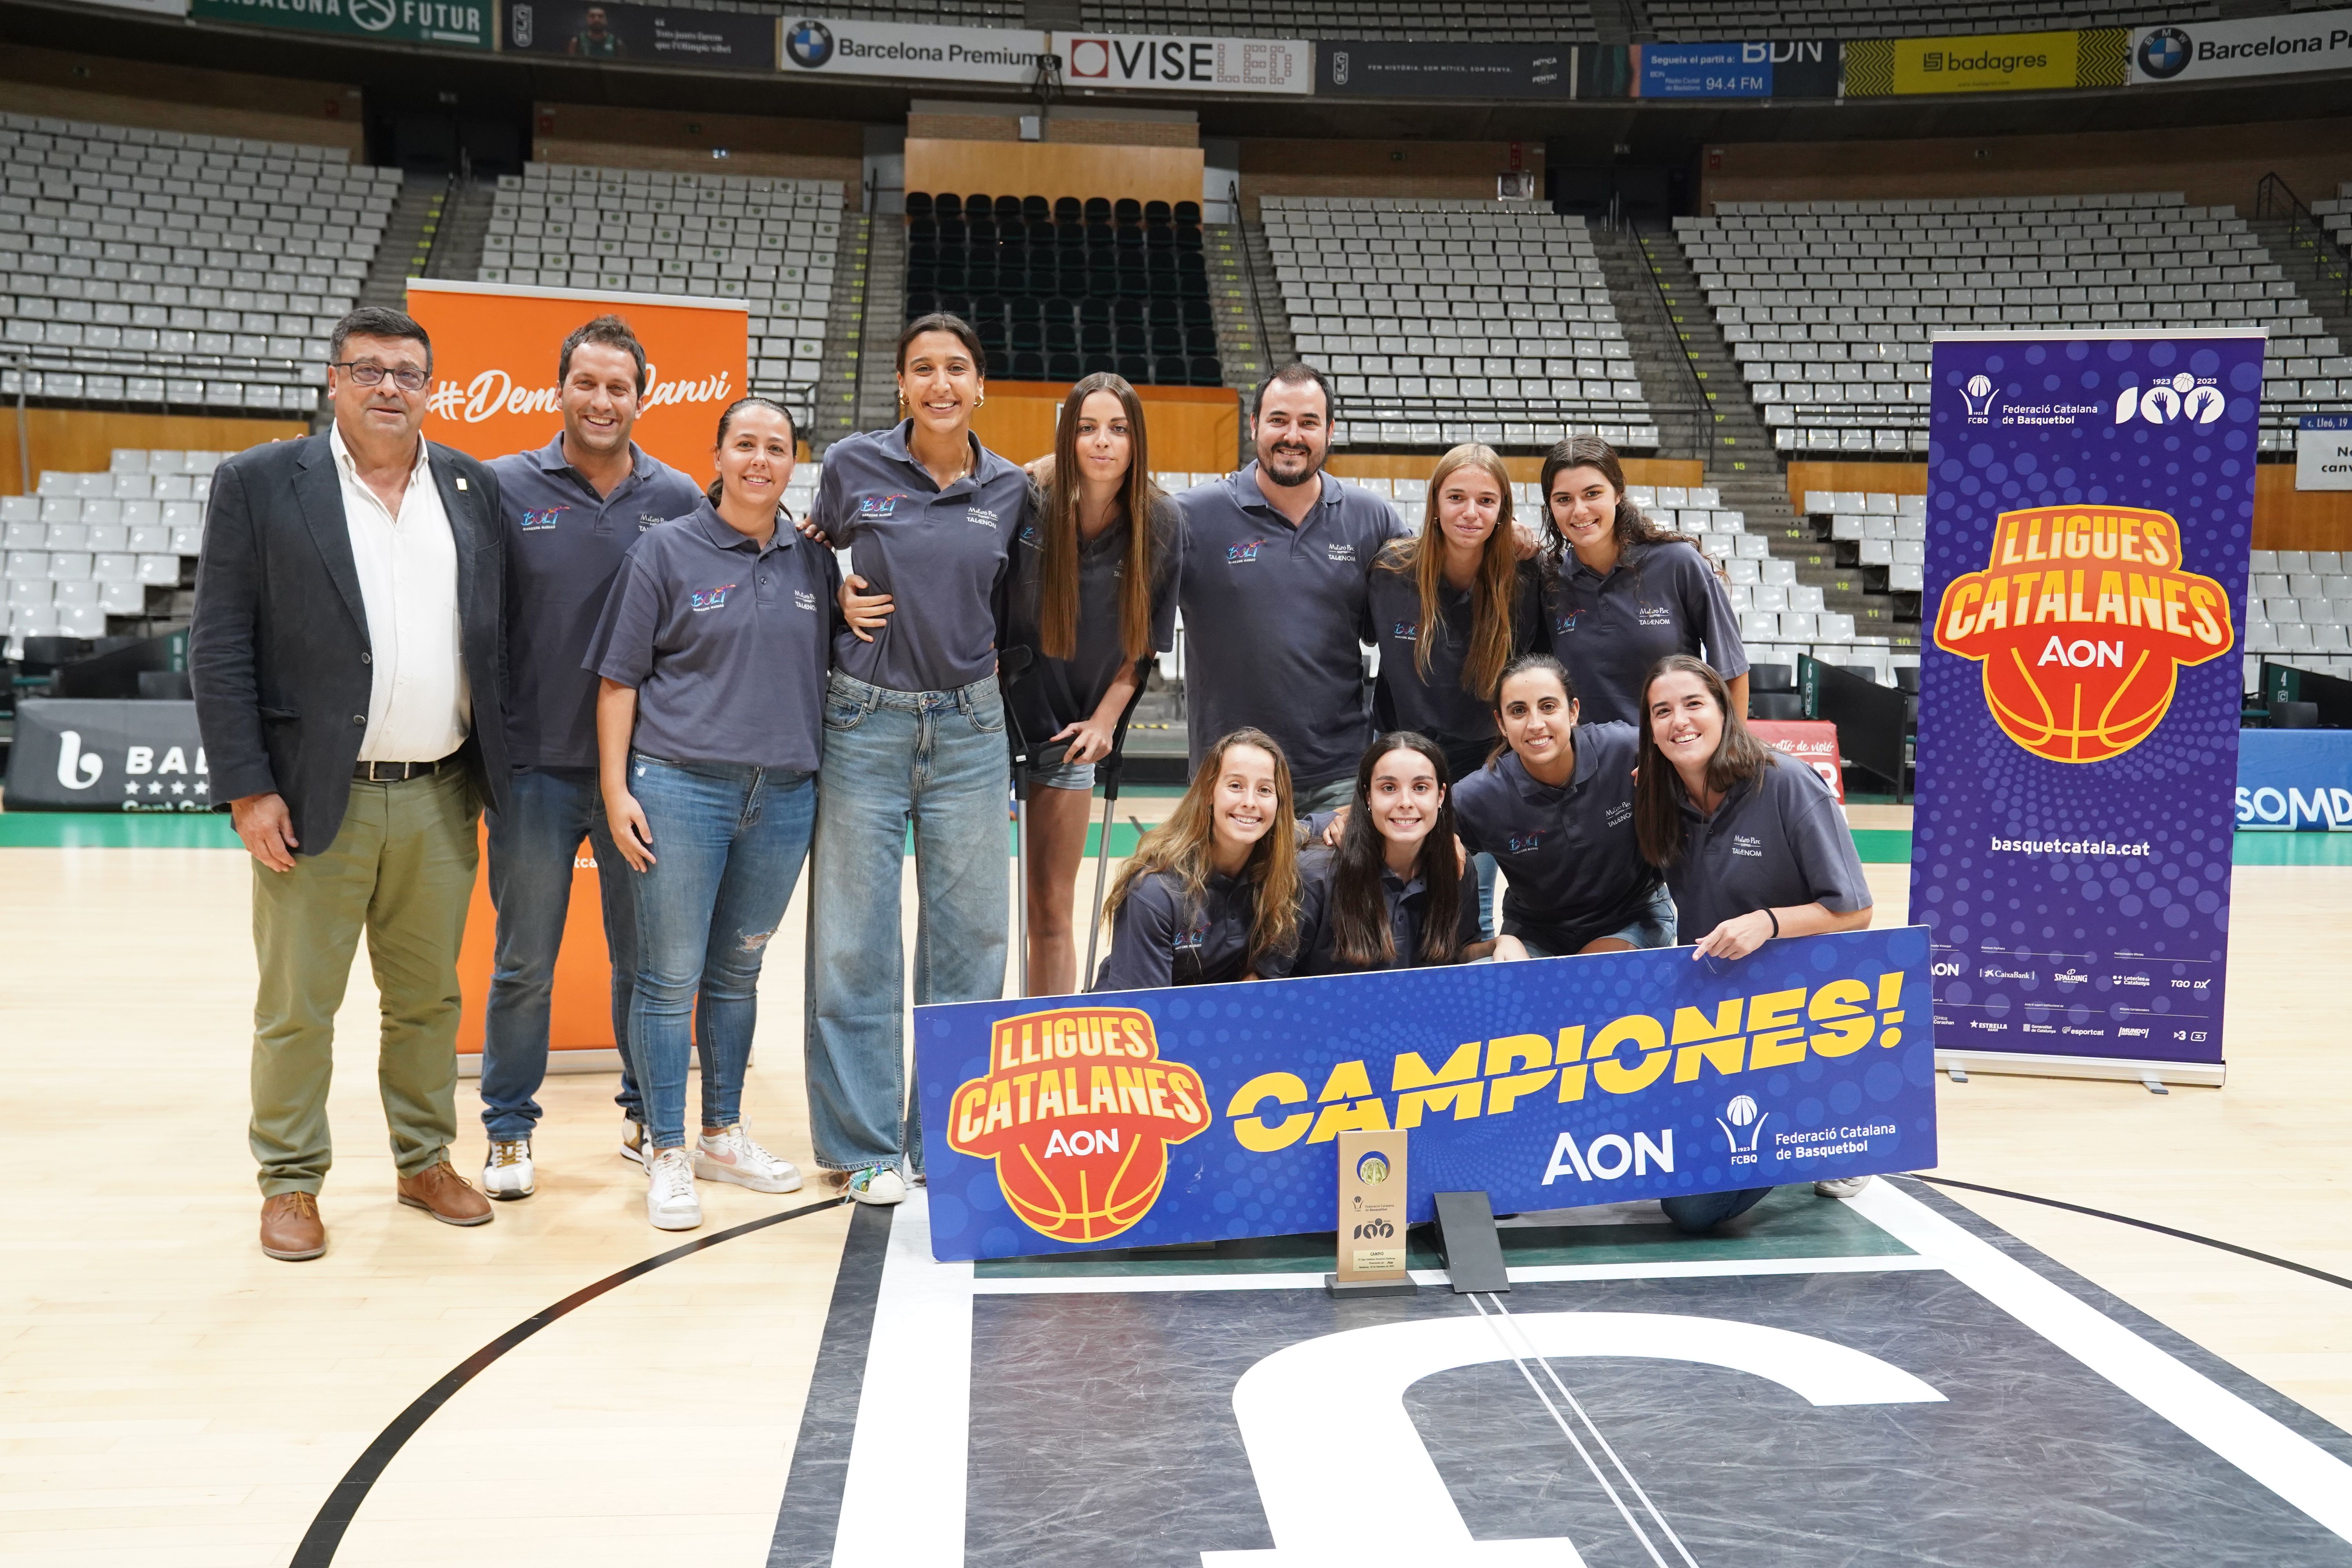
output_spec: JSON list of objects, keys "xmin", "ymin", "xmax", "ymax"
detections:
[
  {"xmin": 645, "ymin": 1147, "xmax": 702, "ymax": 1230},
  {"xmin": 619, "ymin": 1117, "xmax": 647, "ymax": 1167},
  {"xmin": 842, "ymin": 1165, "xmax": 907, "ymax": 1206},
  {"xmin": 482, "ymin": 1138, "xmax": 535, "ymax": 1200},
  {"xmin": 694, "ymin": 1125, "xmax": 805, "ymax": 1194},
  {"xmin": 1815, "ymin": 1176, "xmax": 1874, "ymax": 1200}
]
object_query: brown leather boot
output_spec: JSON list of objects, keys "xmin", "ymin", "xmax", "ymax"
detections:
[
  {"xmin": 260, "ymin": 1192, "xmax": 326, "ymax": 1261},
  {"xmin": 396, "ymin": 1161, "xmax": 494, "ymax": 1227}
]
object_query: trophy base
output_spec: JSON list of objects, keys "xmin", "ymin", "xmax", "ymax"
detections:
[{"xmin": 1324, "ymin": 1273, "xmax": 1419, "ymax": 1298}]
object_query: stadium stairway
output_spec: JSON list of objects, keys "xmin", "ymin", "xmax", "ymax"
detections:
[
  {"xmin": 1223, "ymin": 215, "xmax": 1293, "ymax": 393},
  {"xmin": 2250, "ymin": 213, "xmax": 2352, "ymax": 376},
  {"xmin": 815, "ymin": 209, "xmax": 873, "ymax": 451},
  {"xmin": 851, "ymin": 211, "xmax": 902, "ymax": 435},
  {"xmin": 1634, "ymin": 225, "xmax": 1919, "ymax": 655},
  {"xmin": 429, "ymin": 180, "xmax": 495, "ymax": 282},
  {"xmin": 1587, "ymin": 221, "xmax": 1706, "ymax": 457},
  {"xmin": 358, "ymin": 176, "xmax": 449, "ymax": 313}
]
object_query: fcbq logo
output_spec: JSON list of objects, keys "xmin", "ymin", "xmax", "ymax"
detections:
[
  {"xmin": 2116, "ymin": 372, "xmax": 2224, "ymax": 427},
  {"xmin": 1935, "ymin": 504, "xmax": 2233, "ymax": 763},
  {"xmin": 427, "ymin": 365, "xmax": 731, "ymax": 423},
  {"xmin": 1961, "ymin": 375, "xmax": 2001, "ymax": 418},
  {"xmin": 946, "ymin": 1006, "xmax": 1210, "ymax": 1243}
]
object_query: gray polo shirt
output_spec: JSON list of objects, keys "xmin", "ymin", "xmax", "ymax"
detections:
[
  {"xmin": 1175, "ymin": 465, "xmax": 1413, "ymax": 789},
  {"xmin": 812, "ymin": 420, "xmax": 1025, "ymax": 693},
  {"xmin": 1268, "ymin": 845, "xmax": 1482, "ymax": 977},
  {"xmin": 488, "ymin": 436, "xmax": 707, "ymax": 771},
  {"xmin": 1368, "ymin": 552, "xmax": 1541, "ymax": 773},
  {"xmin": 1452, "ymin": 724, "xmax": 1663, "ymax": 955},
  {"xmin": 1091, "ymin": 867, "xmax": 1258, "ymax": 992},
  {"xmin": 1664, "ymin": 753, "xmax": 1873, "ymax": 942},
  {"xmin": 584, "ymin": 501, "xmax": 840, "ymax": 772},
  {"xmin": 1005, "ymin": 495, "xmax": 1181, "ymax": 746},
  {"xmin": 1541, "ymin": 540, "xmax": 1749, "ymax": 726}
]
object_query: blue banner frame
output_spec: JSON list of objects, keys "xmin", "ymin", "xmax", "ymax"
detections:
[
  {"xmin": 1913, "ymin": 330, "xmax": 2259, "ymax": 1071},
  {"xmin": 913, "ymin": 927, "xmax": 1935, "ymax": 1261}
]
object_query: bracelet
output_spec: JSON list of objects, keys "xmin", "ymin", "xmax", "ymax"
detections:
[{"xmin": 1766, "ymin": 908, "xmax": 1780, "ymax": 938}]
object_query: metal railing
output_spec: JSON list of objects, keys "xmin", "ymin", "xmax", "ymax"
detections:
[
  {"xmin": 1625, "ymin": 220, "xmax": 1711, "ymax": 463},
  {"xmin": 2255, "ymin": 172, "xmax": 2352, "ymax": 318},
  {"xmin": 1228, "ymin": 178, "xmax": 1270, "ymax": 462}
]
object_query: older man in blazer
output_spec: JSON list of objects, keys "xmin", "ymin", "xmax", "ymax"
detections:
[{"xmin": 192, "ymin": 305, "xmax": 511, "ymax": 1261}]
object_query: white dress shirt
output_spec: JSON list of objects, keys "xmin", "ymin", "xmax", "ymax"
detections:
[{"xmin": 331, "ymin": 424, "xmax": 472, "ymax": 764}]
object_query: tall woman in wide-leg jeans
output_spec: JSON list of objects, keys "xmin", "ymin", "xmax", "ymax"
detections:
[
  {"xmin": 589, "ymin": 397, "xmax": 840, "ymax": 1232},
  {"xmin": 805, "ymin": 313, "xmax": 1032, "ymax": 1205}
]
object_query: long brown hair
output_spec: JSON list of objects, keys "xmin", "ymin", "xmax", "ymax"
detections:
[
  {"xmin": 1633, "ymin": 654, "xmax": 1776, "ymax": 869},
  {"xmin": 1537, "ymin": 433, "xmax": 1694, "ymax": 570},
  {"xmin": 1103, "ymin": 728, "xmax": 1301, "ymax": 966},
  {"xmin": 1375, "ymin": 443, "xmax": 1520, "ymax": 703},
  {"xmin": 1037, "ymin": 373, "xmax": 1162, "ymax": 662},
  {"xmin": 1328, "ymin": 731, "xmax": 1465, "ymax": 968}
]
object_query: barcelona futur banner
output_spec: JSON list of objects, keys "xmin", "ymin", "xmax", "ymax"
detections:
[
  {"xmin": 1913, "ymin": 330, "xmax": 2259, "ymax": 1075},
  {"xmin": 912, "ymin": 927, "xmax": 1935, "ymax": 1261}
]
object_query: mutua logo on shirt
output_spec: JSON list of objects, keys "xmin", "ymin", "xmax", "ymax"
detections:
[
  {"xmin": 1934, "ymin": 503, "xmax": 2233, "ymax": 764},
  {"xmin": 690, "ymin": 582, "xmax": 738, "ymax": 613},
  {"xmin": 858, "ymin": 493, "xmax": 907, "ymax": 520},
  {"xmin": 519, "ymin": 506, "xmax": 567, "ymax": 532},
  {"xmin": 945, "ymin": 1005, "xmax": 1211, "ymax": 1245},
  {"xmin": 1226, "ymin": 538, "xmax": 1267, "ymax": 564}
]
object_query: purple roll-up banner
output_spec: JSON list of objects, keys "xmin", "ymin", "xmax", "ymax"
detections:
[{"xmin": 1912, "ymin": 330, "xmax": 2261, "ymax": 1085}]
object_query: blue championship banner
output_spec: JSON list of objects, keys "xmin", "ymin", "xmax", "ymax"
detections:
[
  {"xmin": 913, "ymin": 927, "xmax": 1935, "ymax": 1261},
  {"xmin": 1914, "ymin": 331, "xmax": 2259, "ymax": 1074}
]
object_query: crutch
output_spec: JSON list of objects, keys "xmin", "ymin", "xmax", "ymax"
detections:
[
  {"xmin": 1080, "ymin": 666, "xmax": 1154, "ymax": 986},
  {"xmin": 997, "ymin": 647, "xmax": 1067, "ymax": 998}
]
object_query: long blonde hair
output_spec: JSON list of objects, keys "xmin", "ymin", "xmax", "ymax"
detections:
[
  {"xmin": 1375, "ymin": 443, "xmax": 1521, "ymax": 702},
  {"xmin": 1103, "ymin": 728, "xmax": 1301, "ymax": 966},
  {"xmin": 1037, "ymin": 373, "xmax": 1162, "ymax": 662}
]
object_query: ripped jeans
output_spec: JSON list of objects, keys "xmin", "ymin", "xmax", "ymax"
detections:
[{"xmin": 623, "ymin": 753, "xmax": 817, "ymax": 1151}]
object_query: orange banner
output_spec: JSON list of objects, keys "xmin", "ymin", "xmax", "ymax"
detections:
[{"xmin": 404, "ymin": 279, "xmax": 749, "ymax": 485}]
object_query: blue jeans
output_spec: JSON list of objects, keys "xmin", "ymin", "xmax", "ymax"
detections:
[
  {"xmin": 1662, "ymin": 1187, "xmax": 1772, "ymax": 1233},
  {"xmin": 482, "ymin": 767, "xmax": 641, "ymax": 1140},
  {"xmin": 806, "ymin": 671, "xmax": 1009, "ymax": 1175},
  {"xmin": 1516, "ymin": 885, "xmax": 1679, "ymax": 957},
  {"xmin": 623, "ymin": 755, "xmax": 817, "ymax": 1151}
]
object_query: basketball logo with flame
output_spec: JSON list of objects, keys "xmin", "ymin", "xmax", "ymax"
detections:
[
  {"xmin": 1935, "ymin": 504, "xmax": 2233, "ymax": 764},
  {"xmin": 946, "ymin": 1007, "xmax": 1210, "ymax": 1244}
]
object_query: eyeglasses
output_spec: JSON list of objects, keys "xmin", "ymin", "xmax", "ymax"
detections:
[{"xmin": 331, "ymin": 362, "xmax": 430, "ymax": 393}]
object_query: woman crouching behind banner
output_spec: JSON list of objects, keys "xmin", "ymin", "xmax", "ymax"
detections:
[
  {"xmin": 1635, "ymin": 653, "xmax": 1876, "ymax": 1230},
  {"xmin": 1093, "ymin": 728, "xmax": 1301, "ymax": 991},
  {"xmin": 1272, "ymin": 732, "xmax": 1497, "ymax": 977}
]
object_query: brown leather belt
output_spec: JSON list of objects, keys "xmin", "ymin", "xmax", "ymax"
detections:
[{"xmin": 352, "ymin": 758, "xmax": 444, "ymax": 783}]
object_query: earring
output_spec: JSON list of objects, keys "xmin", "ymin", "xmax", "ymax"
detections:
[{"xmin": 975, "ymin": 392, "xmax": 986, "ymax": 409}]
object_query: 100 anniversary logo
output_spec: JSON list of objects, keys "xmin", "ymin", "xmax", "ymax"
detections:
[
  {"xmin": 945, "ymin": 1007, "xmax": 1210, "ymax": 1243},
  {"xmin": 1933, "ymin": 504, "xmax": 2233, "ymax": 763}
]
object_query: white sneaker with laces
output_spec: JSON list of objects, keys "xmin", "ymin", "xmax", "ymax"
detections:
[
  {"xmin": 694, "ymin": 1125, "xmax": 804, "ymax": 1194},
  {"xmin": 619, "ymin": 1117, "xmax": 647, "ymax": 1167},
  {"xmin": 645, "ymin": 1147, "xmax": 701, "ymax": 1230},
  {"xmin": 842, "ymin": 1165, "xmax": 907, "ymax": 1206},
  {"xmin": 1815, "ymin": 1175, "xmax": 1874, "ymax": 1200},
  {"xmin": 481, "ymin": 1138, "xmax": 535, "ymax": 1200}
]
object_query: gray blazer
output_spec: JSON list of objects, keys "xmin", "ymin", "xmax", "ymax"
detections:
[{"xmin": 189, "ymin": 431, "xmax": 510, "ymax": 855}]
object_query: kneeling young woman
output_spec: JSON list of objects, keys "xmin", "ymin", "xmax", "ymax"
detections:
[
  {"xmin": 1093, "ymin": 728, "xmax": 1301, "ymax": 990},
  {"xmin": 1635, "ymin": 653, "xmax": 1875, "ymax": 1232},
  {"xmin": 1273, "ymin": 732, "xmax": 1493, "ymax": 977},
  {"xmin": 1452, "ymin": 653, "xmax": 1674, "ymax": 956},
  {"xmin": 589, "ymin": 397, "xmax": 835, "ymax": 1231}
]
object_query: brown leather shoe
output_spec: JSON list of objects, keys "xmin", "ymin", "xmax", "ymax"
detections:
[
  {"xmin": 260, "ymin": 1192, "xmax": 325, "ymax": 1261},
  {"xmin": 396, "ymin": 1161, "xmax": 494, "ymax": 1227}
]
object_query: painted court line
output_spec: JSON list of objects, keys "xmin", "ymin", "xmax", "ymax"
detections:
[{"xmin": 968, "ymin": 1254, "xmax": 1944, "ymax": 1294}]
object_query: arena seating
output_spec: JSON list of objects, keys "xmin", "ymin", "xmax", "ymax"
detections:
[
  {"xmin": 1804, "ymin": 488, "xmax": 1927, "ymax": 596},
  {"xmin": 2316, "ymin": 185, "xmax": 2351, "ymax": 255},
  {"xmin": 901, "ymin": 191, "xmax": 1218, "ymax": 388},
  {"xmin": 2, "ymin": 449, "xmax": 219, "ymax": 649},
  {"xmin": 1077, "ymin": 0, "xmax": 1596, "ymax": 42},
  {"xmin": 0, "ymin": 113, "xmax": 393, "ymax": 415},
  {"xmin": 480, "ymin": 163, "xmax": 844, "ymax": 427},
  {"xmin": 1268, "ymin": 197, "xmax": 1661, "ymax": 452},
  {"xmin": 2247, "ymin": 550, "xmax": 2352, "ymax": 681},
  {"xmin": 1647, "ymin": 0, "xmax": 2211, "ymax": 38},
  {"xmin": 1676, "ymin": 193, "xmax": 2352, "ymax": 456}
]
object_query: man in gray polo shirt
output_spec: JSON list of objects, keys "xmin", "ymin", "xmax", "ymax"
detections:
[
  {"xmin": 480, "ymin": 315, "xmax": 706, "ymax": 1198},
  {"xmin": 1176, "ymin": 364, "xmax": 1411, "ymax": 813}
]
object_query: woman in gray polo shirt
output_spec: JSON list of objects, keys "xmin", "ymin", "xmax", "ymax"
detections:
[
  {"xmin": 1633, "ymin": 653, "xmax": 1875, "ymax": 1233},
  {"xmin": 587, "ymin": 397, "xmax": 838, "ymax": 1232},
  {"xmin": 805, "ymin": 313, "xmax": 1031, "ymax": 1207}
]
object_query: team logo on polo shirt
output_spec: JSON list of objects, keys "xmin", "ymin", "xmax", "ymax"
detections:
[
  {"xmin": 794, "ymin": 589, "xmax": 817, "ymax": 611},
  {"xmin": 519, "ymin": 507, "xmax": 566, "ymax": 531},
  {"xmin": 967, "ymin": 507, "xmax": 1000, "ymax": 530},
  {"xmin": 1327, "ymin": 543, "xmax": 1356, "ymax": 562},
  {"xmin": 1226, "ymin": 539, "xmax": 1267, "ymax": 564},
  {"xmin": 1637, "ymin": 604, "xmax": 1673, "ymax": 628},
  {"xmin": 1172, "ymin": 924, "xmax": 1207, "ymax": 953},
  {"xmin": 1934, "ymin": 504, "xmax": 2233, "ymax": 764},
  {"xmin": 1390, "ymin": 621, "xmax": 1419, "ymax": 642},
  {"xmin": 1506, "ymin": 829, "xmax": 1545, "ymax": 854},
  {"xmin": 1017, "ymin": 524, "xmax": 1042, "ymax": 550},
  {"xmin": 1732, "ymin": 834, "xmax": 1764, "ymax": 858},
  {"xmin": 1554, "ymin": 610, "xmax": 1584, "ymax": 634},
  {"xmin": 946, "ymin": 1006, "xmax": 1211, "ymax": 1244},
  {"xmin": 637, "ymin": 513, "xmax": 666, "ymax": 532},
  {"xmin": 857, "ymin": 493, "xmax": 907, "ymax": 519},
  {"xmin": 690, "ymin": 583, "xmax": 738, "ymax": 613}
]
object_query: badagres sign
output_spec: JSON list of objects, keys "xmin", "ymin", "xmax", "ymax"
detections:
[
  {"xmin": 915, "ymin": 926, "xmax": 1935, "ymax": 1260},
  {"xmin": 190, "ymin": 0, "xmax": 491, "ymax": 48}
]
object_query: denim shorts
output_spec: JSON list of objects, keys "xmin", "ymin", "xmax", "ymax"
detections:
[
  {"xmin": 1028, "ymin": 758, "xmax": 1096, "ymax": 792},
  {"xmin": 1515, "ymin": 885, "xmax": 1678, "ymax": 957}
]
